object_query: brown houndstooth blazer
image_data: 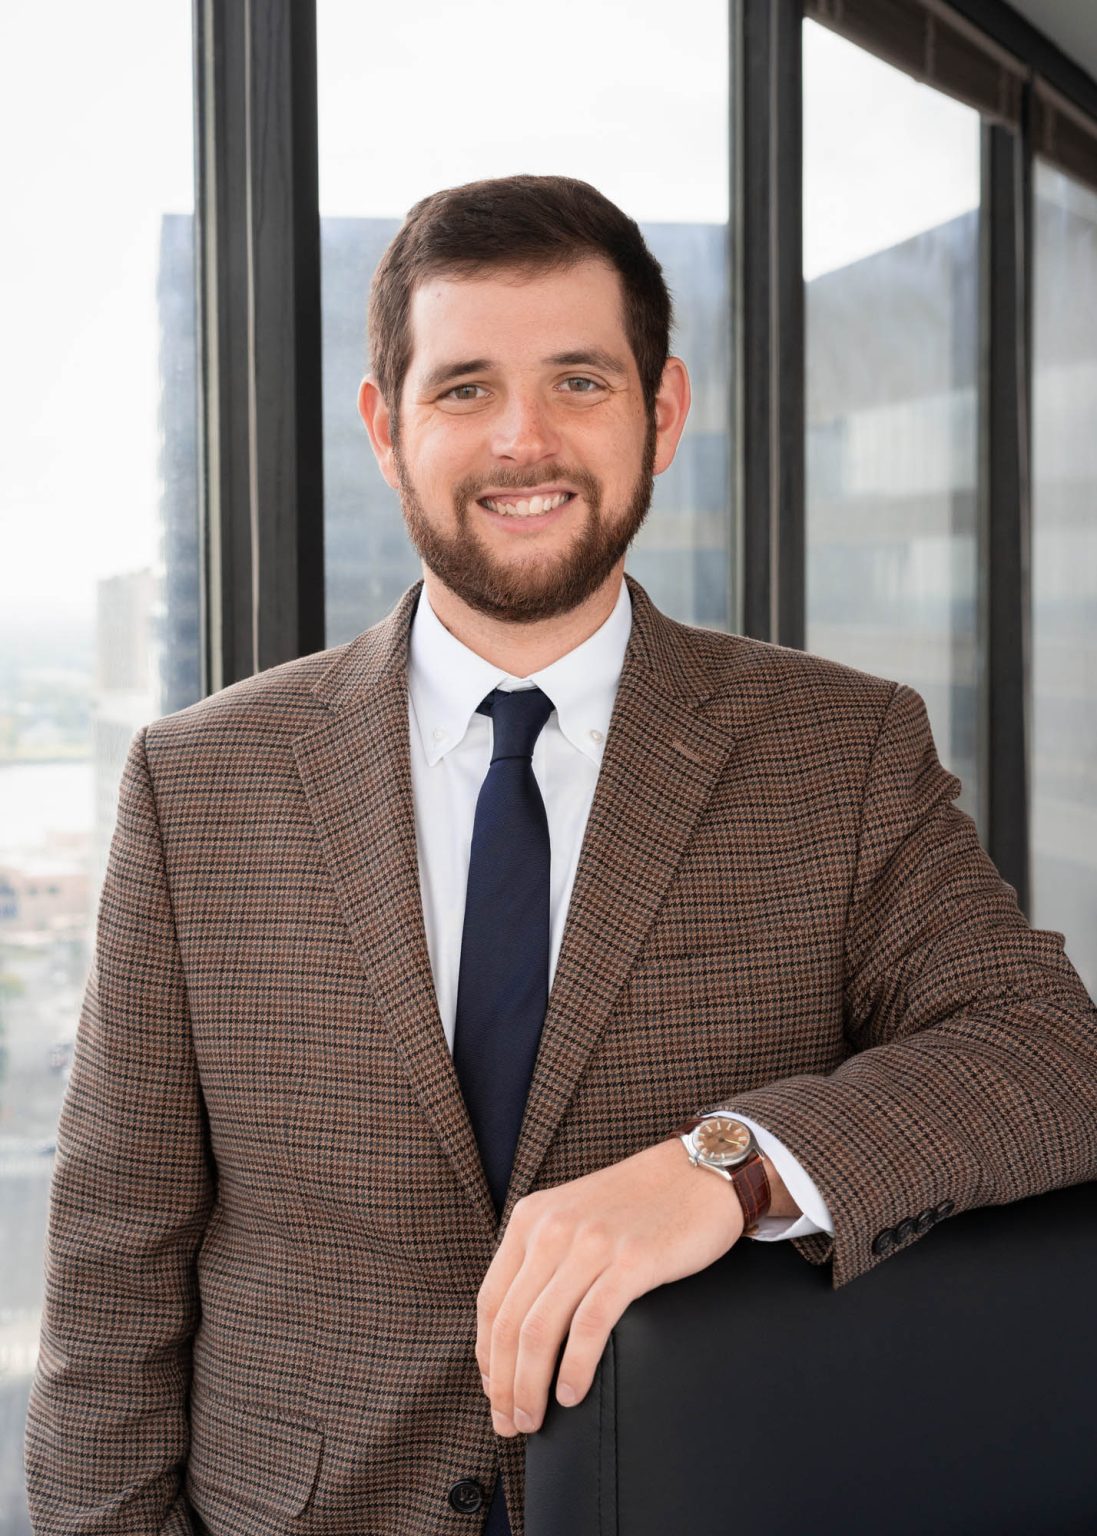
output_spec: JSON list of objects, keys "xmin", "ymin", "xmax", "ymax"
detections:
[{"xmin": 25, "ymin": 572, "xmax": 1097, "ymax": 1535}]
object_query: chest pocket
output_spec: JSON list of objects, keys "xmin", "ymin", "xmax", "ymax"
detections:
[{"xmin": 606, "ymin": 933, "xmax": 845, "ymax": 1108}]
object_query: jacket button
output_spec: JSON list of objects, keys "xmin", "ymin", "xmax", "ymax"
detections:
[
  {"xmin": 934, "ymin": 1199, "xmax": 956, "ymax": 1219},
  {"xmin": 894, "ymin": 1217, "xmax": 917, "ymax": 1242},
  {"xmin": 448, "ymin": 1479, "xmax": 485, "ymax": 1514},
  {"xmin": 914, "ymin": 1209, "xmax": 936, "ymax": 1234},
  {"xmin": 872, "ymin": 1228, "xmax": 896, "ymax": 1255}
]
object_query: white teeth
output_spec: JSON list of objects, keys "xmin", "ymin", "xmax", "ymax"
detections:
[{"xmin": 482, "ymin": 492, "xmax": 572, "ymax": 517}]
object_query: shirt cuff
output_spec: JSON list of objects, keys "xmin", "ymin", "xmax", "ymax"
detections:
[{"xmin": 716, "ymin": 1110, "xmax": 835, "ymax": 1241}]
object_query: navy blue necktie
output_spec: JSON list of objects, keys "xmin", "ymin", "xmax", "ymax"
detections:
[
  {"xmin": 454, "ymin": 685, "xmax": 556, "ymax": 1220},
  {"xmin": 454, "ymin": 686, "xmax": 555, "ymax": 1536}
]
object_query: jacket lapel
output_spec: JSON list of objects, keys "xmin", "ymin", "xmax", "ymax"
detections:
[{"xmin": 291, "ymin": 583, "xmax": 500, "ymax": 1234}]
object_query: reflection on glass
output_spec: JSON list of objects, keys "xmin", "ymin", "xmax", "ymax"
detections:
[
  {"xmin": 1031, "ymin": 161, "xmax": 1097, "ymax": 1000},
  {"xmin": 0, "ymin": 4, "xmax": 199, "ymax": 1527},
  {"xmin": 317, "ymin": 0, "xmax": 731, "ymax": 640},
  {"xmin": 802, "ymin": 20, "xmax": 982, "ymax": 816}
]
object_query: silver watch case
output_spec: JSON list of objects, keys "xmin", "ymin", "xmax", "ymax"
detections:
[{"xmin": 681, "ymin": 1114, "xmax": 759, "ymax": 1180}]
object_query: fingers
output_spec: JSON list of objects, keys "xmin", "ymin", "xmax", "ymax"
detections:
[
  {"xmin": 477, "ymin": 1214, "xmax": 565, "ymax": 1429},
  {"xmin": 480, "ymin": 1231, "xmax": 641, "ymax": 1436},
  {"xmin": 475, "ymin": 1234, "xmax": 527, "ymax": 1387},
  {"xmin": 483, "ymin": 1252, "xmax": 595, "ymax": 1433},
  {"xmin": 483, "ymin": 1259, "xmax": 559, "ymax": 1435},
  {"xmin": 475, "ymin": 1198, "xmax": 543, "ymax": 1430},
  {"xmin": 510, "ymin": 1261, "xmax": 632, "ymax": 1433}
]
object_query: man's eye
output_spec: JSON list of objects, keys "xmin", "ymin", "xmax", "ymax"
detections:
[
  {"xmin": 561, "ymin": 377, "xmax": 601, "ymax": 393},
  {"xmin": 444, "ymin": 384, "xmax": 485, "ymax": 401}
]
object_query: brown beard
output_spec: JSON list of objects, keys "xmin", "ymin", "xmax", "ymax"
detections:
[{"xmin": 392, "ymin": 414, "xmax": 657, "ymax": 624}]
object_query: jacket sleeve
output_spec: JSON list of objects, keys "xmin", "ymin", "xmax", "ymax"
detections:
[
  {"xmin": 24, "ymin": 727, "xmax": 213, "ymax": 1533},
  {"xmin": 711, "ymin": 681, "xmax": 1097, "ymax": 1289}
]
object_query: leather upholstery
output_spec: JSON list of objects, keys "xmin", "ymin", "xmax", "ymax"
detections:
[{"xmin": 526, "ymin": 1178, "xmax": 1097, "ymax": 1534}]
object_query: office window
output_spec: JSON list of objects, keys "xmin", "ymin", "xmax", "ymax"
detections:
[
  {"xmin": 1031, "ymin": 160, "xmax": 1097, "ymax": 999},
  {"xmin": 317, "ymin": 0, "xmax": 732, "ymax": 642},
  {"xmin": 0, "ymin": 4, "xmax": 200, "ymax": 1526},
  {"xmin": 802, "ymin": 19, "xmax": 982, "ymax": 817}
]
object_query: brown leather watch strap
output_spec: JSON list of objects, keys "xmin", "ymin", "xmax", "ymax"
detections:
[{"xmin": 729, "ymin": 1153, "xmax": 771, "ymax": 1235}]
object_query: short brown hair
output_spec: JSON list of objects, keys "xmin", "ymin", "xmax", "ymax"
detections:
[{"xmin": 366, "ymin": 174, "xmax": 673, "ymax": 437}]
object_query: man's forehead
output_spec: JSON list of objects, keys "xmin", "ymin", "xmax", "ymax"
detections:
[{"xmin": 406, "ymin": 257, "xmax": 630, "ymax": 374}]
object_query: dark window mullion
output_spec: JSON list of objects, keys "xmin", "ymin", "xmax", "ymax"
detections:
[
  {"xmin": 734, "ymin": 0, "xmax": 805, "ymax": 648},
  {"xmin": 978, "ymin": 117, "xmax": 1032, "ymax": 913},
  {"xmin": 249, "ymin": 0, "xmax": 325, "ymax": 674},
  {"xmin": 195, "ymin": 0, "xmax": 253, "ymax": 693},
  {"xmin": 195, "ymin": 0, "xmax": 324, "ymax": 693}
]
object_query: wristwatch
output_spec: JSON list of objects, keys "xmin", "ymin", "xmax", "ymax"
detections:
[{"xmin": 673, "ymin": 1112, "xmax": 772, "ymax": 1236}]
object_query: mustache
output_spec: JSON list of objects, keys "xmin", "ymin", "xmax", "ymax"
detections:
[{"xmin": 452, "ymin": 466, "xmax": 601, "ymax": 504}]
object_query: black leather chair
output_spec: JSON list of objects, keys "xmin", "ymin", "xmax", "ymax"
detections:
[{"xmin": 525, "ymin": 1178, "xmax": 1097, "ymax": 1535}]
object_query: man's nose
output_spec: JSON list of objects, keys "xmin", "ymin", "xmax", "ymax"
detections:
[{"xmin": 489, "ymin": 390, "xmax": 562, "ymax": 462}]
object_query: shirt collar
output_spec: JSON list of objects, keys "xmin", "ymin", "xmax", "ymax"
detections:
[{"xmin": 407, "ymin": 576, "xmax": 633, "ymax": 768}]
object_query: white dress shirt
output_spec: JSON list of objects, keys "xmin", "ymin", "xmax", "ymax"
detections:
[{"xmin": 406, "ymin": 575, "xmax": 834, "ymax": 1242}]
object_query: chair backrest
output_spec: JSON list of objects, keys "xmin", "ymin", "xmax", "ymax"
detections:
[{"xmin": 525, "ymin": 1178, "xmax": 1097, "ymax": 1535}]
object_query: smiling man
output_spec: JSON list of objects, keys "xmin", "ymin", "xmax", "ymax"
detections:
[{"xmin": 25, "ymin": 175, "xmax": 1097, "ymax": 1536}]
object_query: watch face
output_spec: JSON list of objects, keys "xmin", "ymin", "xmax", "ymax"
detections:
[{"xmin": 693, "ymin": 1116, "xmax": 753, "ymax": 1167}]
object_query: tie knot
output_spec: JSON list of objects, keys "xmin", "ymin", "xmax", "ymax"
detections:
[{"xmin": 477, "ymin": 686, "xmax": 555, "ymax": 762}]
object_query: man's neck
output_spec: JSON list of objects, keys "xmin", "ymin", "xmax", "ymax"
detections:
[{"xmin": 421, "ymin": 564, "xmax": 625, "ymax": 676}]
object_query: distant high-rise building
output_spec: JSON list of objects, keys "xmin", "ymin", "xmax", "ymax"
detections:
[
  {"xmin": 91, "ymin": 567, "xmax": 158, "ymax": 899},
  {"xmin": 156, "ymin": 213, "xmax": 202, "ymax": 718}
]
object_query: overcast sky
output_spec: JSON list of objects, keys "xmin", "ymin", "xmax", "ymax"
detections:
[{"xmin": 1, "ymin": 2, "xmax": 978, "ymax": 631}]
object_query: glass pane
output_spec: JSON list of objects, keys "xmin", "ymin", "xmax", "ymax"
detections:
[
  {"xmin": 803, "ymin": 19, "xmax": 982, "ymax": 817},
  {"xmin": 0, "ymin": 5, "xmax": 199, "ymax": 1526},
  {"xmin": 1031, "ymin": 160, "xmax": 1097, "ymax": 1000},
  {"xmin": 318, "ymin": 0, "xmax": 731, "ymax": 640}
]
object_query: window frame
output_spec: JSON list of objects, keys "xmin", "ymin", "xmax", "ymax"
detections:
[{"xmin": 194, "ymin": 0, "xmax": 325, "ymax": 691}]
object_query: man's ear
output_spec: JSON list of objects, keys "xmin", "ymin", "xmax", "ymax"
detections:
[
  {"xmin": 358, "ymin": 375, "xmax": 400, "ymax": 491},
  {"xmin": 652, "ymin": 356, "xmax": 692, "ymax": 477}
]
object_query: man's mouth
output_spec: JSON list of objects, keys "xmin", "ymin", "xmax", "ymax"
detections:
[{"xmin": 477, "ymin": 490, "xmax": 577, "ymax": 518}]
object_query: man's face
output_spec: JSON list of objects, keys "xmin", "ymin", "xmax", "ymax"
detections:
[{"xmin": 363, "ymin": 257, "xmax": 685, "ymax": 624}]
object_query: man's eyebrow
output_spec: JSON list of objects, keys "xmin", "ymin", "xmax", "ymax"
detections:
[
  {"xmin": 544, "ymin": 348, "xmax": 629, "ymax": 375},
  {"xmin": 420, "ymin": 359, "xmax": 493, "ymax": 393},
  {"xmin": 419, "ymin": 348, "xmax": 629, "ymax": 394}
]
